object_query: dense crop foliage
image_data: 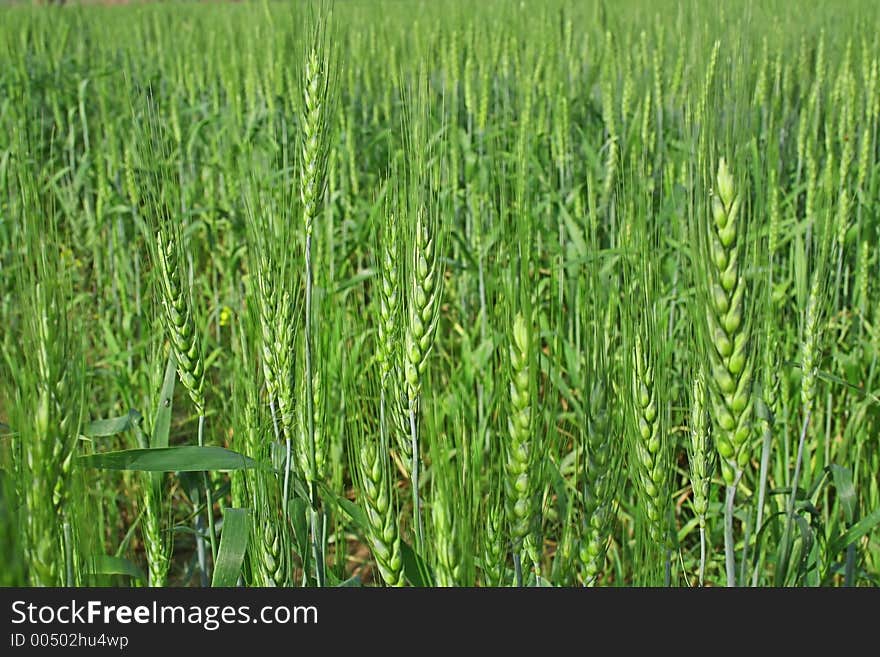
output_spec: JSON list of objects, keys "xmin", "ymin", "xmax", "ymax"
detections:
[{"xmin": 1, "ymin": 0, "xmax": 879, "ymax": 587}]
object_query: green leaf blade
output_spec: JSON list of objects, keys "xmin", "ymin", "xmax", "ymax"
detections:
[
  {"xmin": 211, "ymin": 508, "xmax": 251, "ymax": 587},
  {"xmin": 79, "ymin": 446, "xmax": 257, "ymax": 472}
]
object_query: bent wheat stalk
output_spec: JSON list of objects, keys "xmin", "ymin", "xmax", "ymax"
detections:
[{"xmin": 155, "ymin": 227, "xmax": 217, "ymax": 582}]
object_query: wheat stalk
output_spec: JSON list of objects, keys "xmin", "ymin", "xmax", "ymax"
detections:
[
  {"xmin": 298, "ymin": 8, "xmax": 336, "ymax": 587},
  {"xmin": 21, "ymin": 283, "xmax": 84, "ymax": 585},
  {"xmin": 505, "ymin": 312, "xmax": 540, "ymax": 584},
  {"xmin": 154, "ymin": 227, "xmax": 217, "ymax": 580},
  {"xmin": 700, "ymin": 157, "xmax": 754, "ymax": 586},
  {"xmin": 403, "ymin": 205, "xmax": 442, "ymax": 550}
]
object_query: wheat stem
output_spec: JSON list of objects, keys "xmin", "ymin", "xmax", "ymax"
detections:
[
  {"xmin": 409, "ymin": 404, "xmax": 423, "ymax": 551},
  {"xmin": 198, "ymin": 414, "xmax": 217, "ymax": 567},
  {"xmin": 724, "ymin": 475, "xmax": 740, "ymax": 587}
]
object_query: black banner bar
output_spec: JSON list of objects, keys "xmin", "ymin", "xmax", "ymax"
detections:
[{"xmin": 0, "ymin": 587, "xmax": 872, "ymax": 653}]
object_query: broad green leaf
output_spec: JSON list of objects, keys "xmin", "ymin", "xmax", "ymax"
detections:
[
  {"xmin": 560, "ymin": 206, "xmax": 588, "ymax": 260},
  {"xmin": 212, "ymin": 508, "xmax": 251, "ymax": 587},
  {"xmin": 79, "ymin": 446, "xmax": 257, "ymax": 472},
  {"xmin": 449, "ymin": 229, "xmax": 479, "ymax": 270},
  {"xmin": 335, "ymin": 574, "xmax": 362, "ymax": 587},
  {"xmin": 545, "ymin": 457, "xmax": 569, "ymax": 521},
  {"xmin": 152, "ymin": 351, "xmax": 177, "ymax": 449},
  {"xmin": 335, "ymin": 496, "xmax": 368, "ymax": 532},
  {"xmin": 91, "ymin": 555, "xmax": 146, "ymax": 583},
  {"xmin": 84, "ymin": 409, "xmax": 142, "ymax": 438},
  {"xmin": 318, "ymin": 483, "xmax": 368, "ymax": 532},
  {"xmin": 830, "ymin": 506, "xmax": 880, "ymax": 555},
  {"xmin": 288, "ymin": 496, "xmax": 311, "ymax": 571},
  {"xmin": 401, "ymin": 541, "xmax": 434, "ymax": 587},
  {"xmin": 677, "ymin": 515, "xmax": 701, "ymax": 542},
  {"xmin": 472, "ymin": 339, "xmax": 495, "ymax": 371},
  {"xmin": 791, "ymin": 515, "xmax": 815, "ymax": 586},
  {"xmin": 335, "ymin": 269, "xmax": 376, "ymax": 296},
  {"xmin": 829, "ymin": 464, "xmax": 857, "ymax": 525}
]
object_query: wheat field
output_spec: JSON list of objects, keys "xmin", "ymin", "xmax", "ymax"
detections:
[{"xmin": 1, "ymin": 0, "xmax": 879, "ymax": 587}]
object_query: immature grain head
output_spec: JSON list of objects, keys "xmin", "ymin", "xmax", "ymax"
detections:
[
  {"xmin": 377, "ymin": 210, "xmax": 401, "ymax": 387},
  {"xmin": 688, "ymin": 372, "xmax": 713, "ymax": 530},
  {"xmin": 256, "ymin": 513, "xmax": 289, "ymax": 587},
  {"xmin": 241, "ymin": 393, "xmax": 289, "ymax": 586},
  {"xmin": 630, "ymin": 334, "xmax": 668, "ymax": 545},
  {"xmin": 579, "ymin": 379, "xmax": 620, "ymax": 585},
  {"xmin": 376, "ymin": 204, "xmax": 409, "ymax": 461},
  {"xmin": 256, "ymin": 265, "xmax": 280, "ymax": 406},
  {"xmin": 800, "ymin": 275, "xmax": 822, "ymax": 412},
  {"xmin": 374, "ymin": 202, "xmax": 414, "ymax": 469},
  {"xmin": 298, "ymin": 368, "xmax": 326, "ymax": 482},
  {"xmin": 358, "ymin": 429, "xmax": 404, "ymax": 587},
  {"xmin": 257, "ymin": 272, "xmax": 298, "ymax": 451},
  {"xmin": 300, "ymin": 27, "xmax": 334, "ymax": 236},
  {"xmin": 704, "ymin": 158, "xmax": 754, "ymax": 485},
  {"xmin": 482, "ymin": 500, "xmax": 507, "ymax": 586},
  {"xmin": 18, "ymin": 279, "xmax": 85, "ymax": 585},
  {"xmin": 505, "ymin": 313, "xmax": 540, "ymax": 571},
  {"xmin": 432, "ymin": 490, "xmax": 459, "ymax": 587},
  {"xmin": 142, "ymin": 480, "xmax": 169, "ymax": 587},
  {"xmin": 404, "ymin": 205, "xmax": 442, "ymax": 406},
  {"xmin": 156, "ymin": 229, "xmax": 205, "ymax": 416}
]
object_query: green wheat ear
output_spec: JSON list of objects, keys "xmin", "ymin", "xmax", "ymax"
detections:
[
  {"xmin": 482, "ymin": 501, "xmax": 507, "ymax": 586},
  {"xmin": 688, "ymin": 371, "xmax": 714, "ymax": 586},
  {"xmin": 355, "ymin": 388, "xmax": 404, "ymax": 587},
  {"xmin": 377, "ymin": 210, "xmax": 402, "ymax": 387},
  {"xmin": 688, "ymin": 373, "xmax": 713, "ymax": 530},
  {"xmin": 705, "ymin": 158, "xmax": 754, "ymax": 485},
  {"xmin": 579, "ymin": 378, "xmax": 620, "ymax": 586},
  {"xmin": 505, "ymin": 312, "xmax": 540, "ymax": 576},
  {"xmin": 359, "ymin": 433, "xmax": 404, "ymax": 586},
  {"xmin": 375, "ymin": 205, "xmax": 410, "ymax": 467},
  {"xmin": 300, "ymin": 27, "xmax": 334, "ymax": 237},
  {"xmin": 246, "ymin": 398, "xmax": 290, "ymax": 587},
  {"xmin": 298, "ymin": 368, "xmax": 326, "ymax": 482},
  {"xmin": 156, "ymin": 229, "xmax": 205, "ymax": 416},
  {"xmin": 630, "ymin": 333, "xmax": 667, "ymax": 545},
  {"xmin": 404, "ymin": 205, "xmax": 442, "ymax": 406}
]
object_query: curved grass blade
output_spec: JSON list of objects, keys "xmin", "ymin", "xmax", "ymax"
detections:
[
  {"xmin": 830, "ymin": 507, "xmax": 880, "ymax": 555},
  {"xmin": 152, "ymin": 351, "xmax": 177, "ymax": 449},
  {"xmin": 83, "ymin": 409, "xmax": 143, "ymax": 438},
  {"xmin": 401, "ymin": 541, "xmax": 434, "ymax": 587},
  {"xmin": 91, "ymin": 555, "xmax": 147, "ymax": 583},
  {"xmin": 829, "ymin": 464, "xmax": 857, "ymax": 525},
  {"xmin": 211, "ymin": 508, "xmax": 251, "ymax": 587}
]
